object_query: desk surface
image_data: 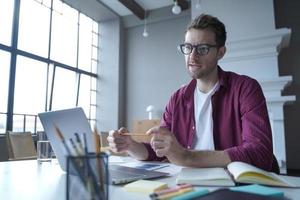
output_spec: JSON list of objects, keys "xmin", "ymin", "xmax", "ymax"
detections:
[{"xmin": 1, "ymin": 157, "xmax": 300, "ymax": 200}]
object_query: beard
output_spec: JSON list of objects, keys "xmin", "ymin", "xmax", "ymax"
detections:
[{"xmin": 187, "ymin": 64, "xmax": 218, "ymax": 79}]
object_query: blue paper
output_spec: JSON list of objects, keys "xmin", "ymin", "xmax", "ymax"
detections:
[{"xmin": 230, "ymin": 184, "xmax": 284, "ymax": 197}]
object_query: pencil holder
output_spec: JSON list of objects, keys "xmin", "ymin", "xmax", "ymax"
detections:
[{"xmin": 66, "ymin": 153, "xmax": 109, "ymax": 200}]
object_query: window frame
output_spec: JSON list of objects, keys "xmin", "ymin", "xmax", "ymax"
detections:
[{"xmin": 0, "ymin": 0, "xmax": 98, "ymax": 133}]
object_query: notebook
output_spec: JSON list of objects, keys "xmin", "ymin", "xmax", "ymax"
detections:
[
  {"xmin": 38, "ymin": 107, "xmax": 168, "ymax": 185},
  {"xmin": 176, "ymin": 161, "xmax": 297, "ymax": 187}
]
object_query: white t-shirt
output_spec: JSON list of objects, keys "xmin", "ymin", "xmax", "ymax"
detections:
[{"xmin": 193, "ymin": 82, "xmax": 219, "ymax": 150}]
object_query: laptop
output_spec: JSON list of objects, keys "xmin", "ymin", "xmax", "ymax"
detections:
[{"xmin": 38, "ymin": 107, "xmax": 168, "ymax": 184}]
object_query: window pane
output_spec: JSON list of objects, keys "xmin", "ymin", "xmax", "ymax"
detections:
[
  {"xmin": 78, "ymin": 13, "xmax": 93, "ymax": 72},
  {"xmin": 36, "ymin": 118, "xmax": 44, "ymax": 132},
  {"xmin": 91, "ymin": 91, "xmax": 96, "ymax": 105},
  {"xmin": 0, "ymin": 50, "xmax": 10, "ymax": 113},
  {"xmin": 51, "ymin": 0, "xmax": 78, "ymax": 67},
  {"xmin": 0, "ymin": 0, "xmax": 14, "ymax": 45},
  {"xmin": 91, "ymin": 60, "xmax": 98, "ymax": 74},
  {"xmin": 14, "ymin": 56, "xmax": 48, "ymax": 114},
  {"xmin": 93, "ymin": 21, "xmax": 98, "ymax": 34},
  {"xmin": 91, "ymin": 77, "xmax": 97, "ymax": 90},
  {"xmin": 51, "ymin": 67, "xmax": 77, "ymax": 110},
  {"xmin": 35, "ymin": 0, "xmax": 51, "ymax": 8},
  {"xmin": 92, "ymin": 46, "xmax": 98, "ymax": 60},
  {"xmin": 92, "ymin": 32, "xmax": 98, "ymax": 47},
  {"xmin": 90, "ymin": 105, "xmax": 96, "ymax": 120},
  {"xmin": 78, "ymin": 74, "xmax": 91, "ymax": 117},
  {"xmin": 25, "ymin": 115, "xmax": 37, "ymax": 133},
  {"xmin": 12, "ymin": 115, "xmax": 24, "ymax": 132},
  {"xmin": 18, "ymin": 0, "xmax": 50, "ymax": 57},
  {"xmin": 0, "ymin": 113, "xmax": 7, "ymax": 133}
]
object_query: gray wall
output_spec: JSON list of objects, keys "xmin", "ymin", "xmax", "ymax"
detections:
[
  {"xmin": 1, "ymin": 1, "xmax": 299, "ymax": 171},
  {"xmin": 97, "ymin": 18, "xmax": 126, "ymax": 131},
  {"xmin": 122, "ymin": 1, "xmax": 300, "ymax": 171},
  {"xmin": 124, "ymin": 15, "xmax": 191, "ymax": 131},
  {"xmin": 274, "ymin": 0, "xmax": 300, "ymax": 170}
]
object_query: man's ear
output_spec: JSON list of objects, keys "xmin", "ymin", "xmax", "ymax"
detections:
[{"xmin": 217, "ymin": 46, "xmax": 226, "ymax": 60}]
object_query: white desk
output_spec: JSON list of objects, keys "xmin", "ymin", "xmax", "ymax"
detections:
[{"xmin": 1, "ymin": 158, "xmax": 300, "ymax": 200}]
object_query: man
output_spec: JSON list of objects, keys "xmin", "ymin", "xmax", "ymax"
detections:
[{"xmin": 108, "ymin": 14, "xmax": 275, "ymax": 172}]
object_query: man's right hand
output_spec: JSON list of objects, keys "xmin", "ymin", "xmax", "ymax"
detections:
[
  {"xmin": 107, "ymin": 127, "xmax": 149, "ymax": 160},
  {"xmin": 107, "ymin": 127, "xmax": 134, "ymax": 153}
]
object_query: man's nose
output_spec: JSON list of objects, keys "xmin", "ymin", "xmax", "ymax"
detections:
[{"xmin": 189, "ymin": 48, "xmax": 199, "ymax": 60}]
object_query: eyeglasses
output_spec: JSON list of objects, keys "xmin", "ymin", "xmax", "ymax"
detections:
[{"xmin": 178, "ymin": 43, "xmax": 219, "ymax": 56}]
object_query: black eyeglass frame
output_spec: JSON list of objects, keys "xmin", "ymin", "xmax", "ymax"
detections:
[{"xmin": 178, "ymin": 43, "xmax": 219, "ymax": 56}]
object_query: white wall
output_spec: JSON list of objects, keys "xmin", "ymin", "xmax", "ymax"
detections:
[
  {"xmin": 95, "ymin": 0, "xmax": 300, "ymax": 171},
  {"xmin": 97, "ymin": 18, "xmax": 125, "ymax": 131},
  {"xmin": 124, "ymin": 15, "xmax": 190, "ymax": 131}
]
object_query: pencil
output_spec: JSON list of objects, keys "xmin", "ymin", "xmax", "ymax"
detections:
[
  {"xmin": 121, "ymin": 133, "xmax": 149, "ymax": 136},
  {"xmin": 93, "ymin": 126, "xmax": 101, "ymax": 153},
  {"xmin": 93, "ymin": 126, "xmax": 105, "ymax": 199},
  {"xmin": 150, "ymin": 184, "xmax": 192, "ymax": 197},
  {"xmin": 54, "ymin": 125, "xmax": 72, "ymax": 155}
]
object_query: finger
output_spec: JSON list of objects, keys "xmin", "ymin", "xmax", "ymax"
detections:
[
  {"xmin": 155, "ymin": 148, "xmax": 167, "ymax": 157},
  {"xmin": 109, "ymin": 130, "xmax": 117, "ymax": 136},
  {"xmin": 116, "ymin": 143, "xmax": 130, "ymax": 152},
  {"xmin": 151, "ymin": 141, "xmax": 166, "ymax": 150},
  {"xmin": 146, "ymin": 126, "xmax": 160, "ymax": 135},
  {"xmin": 150, "ymin": 136, "xmax": 165, "ymax": 148},
  {"xmin": 111, "ymin": 143, "xmax": 129, "ymax": 152},
  {"xmin": 157, "ymin": 127, "xmax": 173, "ymax": 137},
  {"xmin": 107, "ymin": 135, "xmax": 128, "ymax": 145},
  {"xmin": 119, "ymin": 127, "xmax": 129, "ymax": 134},
  {"xmin": 152, "ymin": 133, "xmax": 168, "ymax": 141}
]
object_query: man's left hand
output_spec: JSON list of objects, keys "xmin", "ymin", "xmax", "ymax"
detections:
[{"xmin": 147, "ymin": 126, "xmax": 183, "ymax": 158}]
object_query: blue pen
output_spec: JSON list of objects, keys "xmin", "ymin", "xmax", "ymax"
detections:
[
  {"xmin": 82, "ymin": 132, "xmax": 88, "ymax": 155},
  {"xmin": 74, "ymin": 133, "xmax": 84, "ymax": 153},
  {"xmin": 170, "ymin": 189, "xmax": 209, "ymax": 200}
]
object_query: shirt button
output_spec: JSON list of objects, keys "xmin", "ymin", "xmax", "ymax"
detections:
[
  {"xmin": 187, "ymin": 146, "xmax": 191, "ymax": 149},
  {"xmin": 192, "ymin": 126, "xmax": 195, "ymax": 130}
]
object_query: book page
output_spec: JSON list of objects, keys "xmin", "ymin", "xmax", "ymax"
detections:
[
  {"xmin": 227, "ymin": 162, "xmax": 292, "ymax": 187},
  {"xmin": 176, "ymin": 167, "xmax": 235, "ymax": 186}
]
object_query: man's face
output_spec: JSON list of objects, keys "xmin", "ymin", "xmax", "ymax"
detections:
[{"xmin": 184, "ymin": 28, "xmax": 225, "ymax": 79}]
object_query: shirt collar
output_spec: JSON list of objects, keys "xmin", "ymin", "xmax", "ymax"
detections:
[{"xmin": 184, "ymin": 66, "xmax": 228, "ymax": 100}]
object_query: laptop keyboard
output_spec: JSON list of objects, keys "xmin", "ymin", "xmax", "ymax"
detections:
[{"xmin": 109, "ymin": 168, "xmax": 147, "ymax": 184}]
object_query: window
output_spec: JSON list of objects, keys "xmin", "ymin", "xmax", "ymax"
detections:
[
  {"xmin": 51, "ymin": 0, "xmax": 78, "ymax": 67},
  {"xmin": 51, "ymin": 66, "xmax": 77, "ymax": 110},
  {"xmin": 18, "ymin": 0, "xmax": 50, "ymax": 57},
  {"xmin": 0, "ymin": 50, "xmax": 10, "ymax": 132},
  {"xmin": 0, "ymin": 0, "xmax": 99, "ymax": 133},
  {"xmin": 0, "ymin": 1, "xmax": 14, "ymax": 45}
]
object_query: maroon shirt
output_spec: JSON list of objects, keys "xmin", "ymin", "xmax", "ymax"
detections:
[{"xmin": 144, "ymin": 67, "xmax": 273, "ymax": 171}]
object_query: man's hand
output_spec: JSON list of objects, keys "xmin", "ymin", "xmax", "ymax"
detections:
[
  {"xmin": 147, "ymin": 126, "xmax": 184, "ymax": 160},
  {"xmin": 107, "ymin": 127, "xmax": 134, "ymax": 153},
  {"xmin": 107, "ymin": 127, "xmax": 149, "ymax": 160},
  {"xmin": 147, "ymin": 126, "xmax": 231, "ymax": 168}
]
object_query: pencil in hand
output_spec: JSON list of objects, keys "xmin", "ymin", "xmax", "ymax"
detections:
[{"xmin": 93, "ymin": 126, "xmax": 101, "ymax": 154}]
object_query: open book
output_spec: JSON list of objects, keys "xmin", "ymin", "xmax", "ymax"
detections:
[{"xmin": 176, "ymin": 161, "xmax": 296, "ymax": 187}]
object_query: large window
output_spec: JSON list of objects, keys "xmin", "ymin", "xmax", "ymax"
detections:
[
  {"xmin": 0, "ymin": 1, "xmax": 14, "ymax": 45},
  {"xmin": 18, "ymin": 0, "xmax": 50, "ymax": 57},
  {"xmin": 0, "ymin": 0, "xmax": 99, "ymax": 133},
  {"xmin": 0, "ymin": 51, "xmax": 11, "ymax": 132}
]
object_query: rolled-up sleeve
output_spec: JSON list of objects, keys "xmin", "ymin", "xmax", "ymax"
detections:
[{"xmin": 225, "ymin": 79, "xmax": 273, "ymax": 171}]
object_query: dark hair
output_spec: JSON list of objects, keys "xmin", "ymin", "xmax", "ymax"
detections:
[{"xmin": 187, "ymin": 14, "xmax": 226, "ymax": 47}]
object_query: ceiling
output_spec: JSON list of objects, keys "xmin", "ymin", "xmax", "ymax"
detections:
[
  {"xmin": 63, "ymin": 0, "xmax": 189, "ymax": 22},
  {"xmin": 100, "ymin": 0, "xmax": 176, "ymax": 17}
]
